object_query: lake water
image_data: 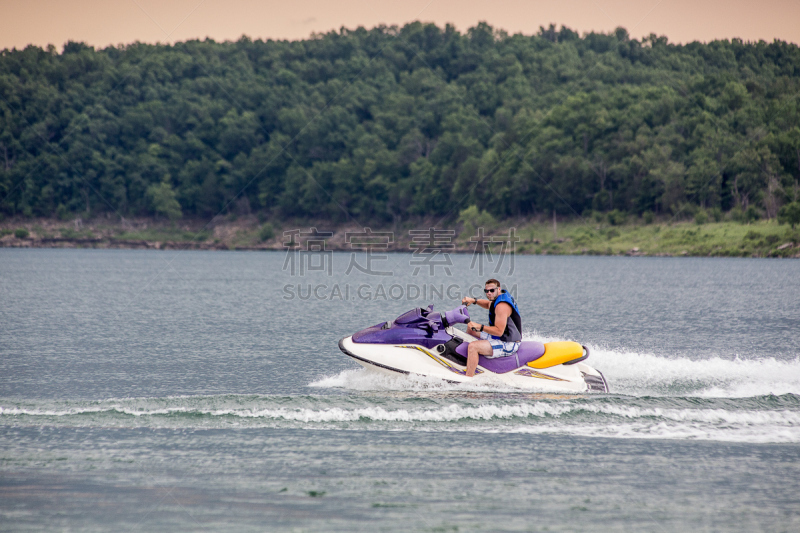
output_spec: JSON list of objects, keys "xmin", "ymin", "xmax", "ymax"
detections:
[{"xmin": 1, "ymin": 248, "xmax": 799, "ymax": 531}]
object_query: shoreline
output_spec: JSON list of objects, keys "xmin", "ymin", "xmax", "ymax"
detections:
[{"xmin": 1, "ymin": 216, "xmax": 799, "ymax": 258}]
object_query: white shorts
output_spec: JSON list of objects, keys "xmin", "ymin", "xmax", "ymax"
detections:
[{"xmin": 479, "ymin": 332, "xmax": 521, "ymax": 359}]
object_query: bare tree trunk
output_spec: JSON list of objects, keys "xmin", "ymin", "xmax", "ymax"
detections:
[{"xmin": 764, "ymin": 175, "xmax": 782, "ymax": 219}]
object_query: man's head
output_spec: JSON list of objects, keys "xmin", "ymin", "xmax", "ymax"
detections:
[{"xmin": 484, "ymin": 278, "xmax": 501, "ymax": 301}]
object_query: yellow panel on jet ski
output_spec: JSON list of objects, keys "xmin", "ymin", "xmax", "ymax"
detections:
[{"xmin": 527, "ymin": 341, "xmax": 585, "ymax": 369}]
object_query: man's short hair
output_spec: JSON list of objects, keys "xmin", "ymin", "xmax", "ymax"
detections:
[{"xmin": 485, "ymin": 278, "xmax": 500, "ymax": 287}]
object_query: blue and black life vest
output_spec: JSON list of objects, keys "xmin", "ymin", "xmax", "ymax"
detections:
[{"xmin": 488, "ymin": 290, "xmax": 522, "ymax": 342}]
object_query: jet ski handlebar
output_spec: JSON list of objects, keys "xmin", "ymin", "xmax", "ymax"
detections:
[{"xmin": 442, "ymin": 305, "xmax": 470, "ymax": 327}]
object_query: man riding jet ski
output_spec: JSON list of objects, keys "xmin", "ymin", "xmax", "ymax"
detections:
[
  {"xmin": 460, "ymin": 278, "xmax": 523, "ymax": 377},
  {"xmin": 338, "ymin": 284, "xmax": 608, "ymax": 393}
]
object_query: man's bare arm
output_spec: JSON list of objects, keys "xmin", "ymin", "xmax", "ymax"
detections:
[
  {"xmin": 466, "ymin": 302, "xmax": 511, "ymax": 337},
  {"xmin": 461, "ymin": 296, "xmax": 491, "ymax": 309},
  {"xmin": 483, "ymin": 302, "xmax": 510, "ymax": 337}
]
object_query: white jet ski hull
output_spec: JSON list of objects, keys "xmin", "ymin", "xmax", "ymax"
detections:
[{"xmin": 339, "ymin": 333, "xmax": 608, "ymax": 393}]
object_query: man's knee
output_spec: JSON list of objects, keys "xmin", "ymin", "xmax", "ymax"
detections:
[{"xmin": 469, "ymin": 340, "xmax": 490, "ymax": 356}]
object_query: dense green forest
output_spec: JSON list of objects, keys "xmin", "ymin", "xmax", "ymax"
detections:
[{"xmin": 1, "ymin": 22, "xmax": 800, "ymax": 224}]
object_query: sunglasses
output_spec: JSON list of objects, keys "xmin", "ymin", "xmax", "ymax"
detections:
[{"xmin": 483, "ymin": 287, "xmax": 498, "ymax": 294}]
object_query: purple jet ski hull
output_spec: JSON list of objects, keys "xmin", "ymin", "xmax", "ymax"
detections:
[{"xmin": 351, "ymin": 304, "xmax": 544, "ymax": 374}]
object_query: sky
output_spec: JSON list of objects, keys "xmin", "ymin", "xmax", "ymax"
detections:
[{"xmin": 2, "ymin": 0, "xmax": 799, "ymax": 51}]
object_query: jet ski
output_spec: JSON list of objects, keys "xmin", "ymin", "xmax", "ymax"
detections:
[{"xmin": 339, "ymin": 304, "xmax": 609, "ymax": 393}]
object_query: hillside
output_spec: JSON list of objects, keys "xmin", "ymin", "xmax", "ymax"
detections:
[{"xmin": 1, "ymin": 22, "xmax": 799, "ymax": 228}]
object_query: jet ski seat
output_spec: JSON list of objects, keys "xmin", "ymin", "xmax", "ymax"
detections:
[
  {"xmin": 479, "ymin": 341, "xmax": 546, "ymax": 373},
  {"xmin": 454, "ymin": 340, "xmax": 546, "ymax": 374}
]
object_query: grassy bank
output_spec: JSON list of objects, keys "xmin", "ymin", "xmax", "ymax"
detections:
[
  {"xmin": 508, "ymin": 219, "xmax": 800, "ymax": 258},
  {"xmin": 1, "ymin": 216, "xmax": 799, "ymax": 258}
]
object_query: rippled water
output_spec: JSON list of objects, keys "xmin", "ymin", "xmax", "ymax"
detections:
[{"xmin": 1, "ymin": 249, "xmax": 799, "ymax": 531}]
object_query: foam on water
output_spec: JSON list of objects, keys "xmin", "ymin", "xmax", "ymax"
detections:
[
  {"xmin": 2, "ymin": 340, "xmax": 799, "ymax": 444},
  {"xmin": 5, "ymin": 400, "xmax": 799, "ymax": 425},
  {"xmin": 3, "ymin": 392, "xmax": 800, "ymax": 443},
  {"xmin": 282, "ymin": 339, "xmax": 800, "ymax": 443},
  {"xmin": 588, "ymin": 345, "xmax": 800, "ymax": 397},
  {"xmin": 507, "ymin": 421, "xmax": 800, "ymax": 443},
  {"xmin": 309, "ymin": 369, "xmax": 527, "ymax": 393}
]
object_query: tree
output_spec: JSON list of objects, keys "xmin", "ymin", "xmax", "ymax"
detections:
[
  {"xmin": 458, "ymin": 204, "xmax": 496, "ymax": 237},
  {"xmin": 778, "ymin": 202, "xmax": 800, "ymax": 229},
  {"xmin": 146, "ymin": 181, "xmax": 182, "ymax": 220}
]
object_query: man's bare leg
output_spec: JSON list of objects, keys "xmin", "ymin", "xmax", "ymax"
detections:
[{"xmin": 466, "ymin": 340, "xmax": 493, "ymax": 377}]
